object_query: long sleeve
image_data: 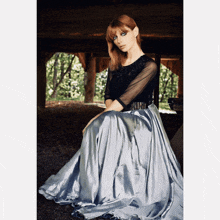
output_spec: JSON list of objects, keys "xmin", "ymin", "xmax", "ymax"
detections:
[
  {"xmin": 116, "ymin": 61, "xmax": 157, "ymax": 108},
  {"xmin": 104, "ymin": 68, "xmax": 112, "ymax": 101}
]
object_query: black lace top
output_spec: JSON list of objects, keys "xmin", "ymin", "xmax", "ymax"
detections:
[{"xmin": 104, "ymin": 55, "xmax": 157, "ymax": 111}]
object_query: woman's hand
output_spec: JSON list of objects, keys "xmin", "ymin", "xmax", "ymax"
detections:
[{"xmin": 105, "ymin": 99, "xmax": 113, "ymax": 108}]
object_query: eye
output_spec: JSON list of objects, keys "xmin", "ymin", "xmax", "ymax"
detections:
[
  {"xmin": 121, "ymin": 32, "xmax": 127, "ymax": 36},
  {"xmin": 113, "ymin": 36, "xmax": 117, "ymax": 40}
]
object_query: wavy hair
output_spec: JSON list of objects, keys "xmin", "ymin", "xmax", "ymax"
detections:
[{"xmin": 106, "ymin": 15, "xmax": 142, "ymax": 70}]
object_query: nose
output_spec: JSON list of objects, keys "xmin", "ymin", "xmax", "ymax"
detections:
[{"xmin": 116, "ymin": 36, "xmax": 122, "ymax": 45}]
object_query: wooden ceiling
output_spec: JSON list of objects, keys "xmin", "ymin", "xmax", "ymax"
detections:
[{"xmin": 38, "ymin": 0, "xmax": 183, "ymax": 57}]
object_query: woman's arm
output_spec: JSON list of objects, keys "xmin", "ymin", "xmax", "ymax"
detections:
[
  {"xmin": 104, "ymin": 99, "xmax": 123, "ymax": 112},
  {"xmin": 116, "ymin": 61, "xmax": 157, "ymax": 108}
]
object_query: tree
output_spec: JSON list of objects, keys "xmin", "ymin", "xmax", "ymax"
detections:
[
  {"xmin": 159, "ymin": 64, "xmax": 178, "ymax": 103},
  {"xmin": 46, "ymin": 53, "xmax": 85, "ymax": 101},
  {"xmin": 94, "ymin": 69, "xmax": 108, "ymax": 100},
  {"xmin": 50, "ymin": 53, "xmax": 75, "ymax": 98},
  {"xmin": 51, "ymin": 53, "xmax": 59, "ymax": 98}
]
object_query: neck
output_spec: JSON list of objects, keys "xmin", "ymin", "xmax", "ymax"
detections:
[{"xmin": 123, "ymin": 43, "xmax": 144, "ymax": 65}]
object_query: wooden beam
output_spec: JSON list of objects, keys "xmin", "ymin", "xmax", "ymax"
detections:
[
  {"xmin": 84, "ymin": 54, "xmax": 96, "ymax": 103},
  {"xmin": 75, "ymin": 53, "xmax": 86, "ymax": 70},
  {"xmin": 96, "ymin": 57, "xmax": 110, "ymax": 72},
  {"xmin": 161, "ymin": 57, "xmax": 181, "ymax": 60},
  {"xmin": 154, "ymin": 54, "xmax": 161, "ymax": 108},
  {"xmin": 38, "ymin": 3, "xmax": 182, "ymax": 39},
  {"xmin": 93, "ymin": 52, "xmax": 109, "ymax": 58},
  {"xmin": 38, "ymin": 37, "xmax": 182, "ymax": 57},
  {"xmin": 37, "ymin": 49, "xmax": 46, "ymax": 108},
  {"xmin": 161, "ymin": 59, "xmax": 182, "ymax": 76},
  {"xmin": 177, "ymin": 58, "xmax": 183, "ymax": 98}
]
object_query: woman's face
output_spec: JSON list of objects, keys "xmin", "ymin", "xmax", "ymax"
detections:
[{"xmin": 112, "ymin": 26, "xmax": 137, "ymax": 53}]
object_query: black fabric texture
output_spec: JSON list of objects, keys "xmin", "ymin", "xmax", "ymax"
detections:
[{"xmin": 104, "ymin": 55, "xmax": 157, "ymax": 111}]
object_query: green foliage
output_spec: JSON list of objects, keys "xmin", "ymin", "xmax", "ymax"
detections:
[
  {"xmin": 94, "ymin": 69, "xmax": 108, "ymax": 100},
  {"xmin": 159, "ymin": 64, "xmax": 179, "ymax": 103},
  {"xmin": 46, "ymin": 53, "xmax": 85, "ymax": 101}
]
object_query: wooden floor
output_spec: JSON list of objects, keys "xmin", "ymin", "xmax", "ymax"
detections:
[{"xmin": 37, "ymin": 101, "xmax": 183, "ymax": 220}]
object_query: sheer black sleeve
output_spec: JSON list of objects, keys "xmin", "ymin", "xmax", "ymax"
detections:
[
  {"xmin": 104, "ymin": 68, "xmax": 112, "ymax": 101},
  {"xmin": 116, "ymin": 61, "xmax": 157, "ymax": 108}
]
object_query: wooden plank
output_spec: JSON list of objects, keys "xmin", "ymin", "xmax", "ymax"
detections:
[
  {"xmin": 75, "ymin": 53, "xmax": 86, "ymax": 70},
  {"xmin": 37, "ymin": 49, "xmax": 46, "ymax": 108},
  {"xmin": 84, "ymin": 54, "xmax": 96, "ymax": 103},
  {"xmin": 154, "ymin": 54, "xmax": 161, "ymax": 108},
  {"xmin": 38, "ymin": 3, "xmax": 182, "ymax": 39},
  {"xmin": 177, "ymin": 58, "xmax": 183, "ymax": 98},
  {"xmin": 39, "ymin": 37, "xmax": 183, "ymax": 56}
]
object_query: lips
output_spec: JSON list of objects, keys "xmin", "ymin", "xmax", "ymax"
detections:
[{"xmin": 119, "ymin": 45, "xmax": 126, "ymax": 49}]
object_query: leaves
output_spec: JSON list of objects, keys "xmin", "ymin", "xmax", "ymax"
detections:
[
  {"xmin": 159, "ymin": 64, "xmax": 178, "ymax": 103},
  {"xmin": 94, "ymin": 69, "xmax": 108, "ymax": 100},
  {"xmin": 46, "ymin": 53, "xmax": 85, "ymax": 101}
]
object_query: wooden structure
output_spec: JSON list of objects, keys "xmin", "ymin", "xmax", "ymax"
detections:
[{"xmin": 37, "ymin": 0, "xmax": 183, "ymax": 108}]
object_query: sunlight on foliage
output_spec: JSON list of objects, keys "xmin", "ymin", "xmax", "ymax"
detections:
[
  {"xmin": 94, "ymin": 69, "xmax": 108, "ymax": 100},
  {"xmin": 159, "ymin": 64, "xmax": 179, "ymax": 103},
  {"xmin": 46, "ymin": 53, "xmax": 85, "ymax": 101}
]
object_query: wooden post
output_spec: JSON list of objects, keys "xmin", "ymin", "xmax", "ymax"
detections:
[
  {"xmin": 84, "ymin": 53, "xmax": 96, "ymax": 103},
  {"xmin": 96, "ymin": 57, "xmax": 102, "ymax": 73},
  {"xmin": 177, "ymin": 57, "xmax": 183, "ymax": 98},
  {"xmin": 154, "ymin": 54, "xmax": 161, "ymax": 108},
  {"xmin": 37, "ymin": 47, "xmax": 46, "ymax": 108},
  {"xmin": 75, "ymin": 53, "xmax": 86, "ymax": 70}
]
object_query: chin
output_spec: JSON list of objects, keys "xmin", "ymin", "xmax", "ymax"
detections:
[{"xmin": 120, "ymin": 47, "xmax": 128, "ymax": 52}]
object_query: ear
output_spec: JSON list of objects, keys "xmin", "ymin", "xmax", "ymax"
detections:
[{"xmin": 133, "ymin": 26, "xmax": 139, "ymax": 37}]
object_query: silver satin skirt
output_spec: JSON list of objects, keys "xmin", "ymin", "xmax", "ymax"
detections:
[{"xmin": 39, "ymin": 104, "xmax": 183, "ymax": 219}]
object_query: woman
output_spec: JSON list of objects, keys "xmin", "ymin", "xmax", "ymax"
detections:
[{"xmin": 39, "ymin": 15, "xmax": 183, "ymax": 219}]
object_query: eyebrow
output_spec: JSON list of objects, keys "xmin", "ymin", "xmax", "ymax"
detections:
[
  {"xmin": 114, "ymin": 30, "xmax": 128, "ymax": 36},
  {"xmin": 108, "ymin": 27, "xmax": 129, "ymax": 41}
]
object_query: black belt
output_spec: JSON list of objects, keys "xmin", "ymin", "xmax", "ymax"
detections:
[{"xmin": 130, "ymin": 102, "xmax": 148, "ymax": 110}]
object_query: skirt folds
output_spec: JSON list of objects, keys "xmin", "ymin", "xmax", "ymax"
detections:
[{"xmin": 39, "ymin": 104, "xmax": 183, "ymax": 220}]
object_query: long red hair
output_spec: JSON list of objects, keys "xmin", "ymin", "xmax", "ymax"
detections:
[{"xmin": 106, "ymin": 15, "xmax": 142, "ymax": 70}]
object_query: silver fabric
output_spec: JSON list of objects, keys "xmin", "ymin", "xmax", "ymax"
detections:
[{"xmin": 39, "ymin": 104, "xmax": 183, "ymax": 219}]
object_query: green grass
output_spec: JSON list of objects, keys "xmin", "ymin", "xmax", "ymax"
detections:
[
  {"xmin": 159, "ymin": 102, "xmax": 171, "ymax": 111},
  {"xmin": 47, "ymin": 96, "xmax": 84, "ymax": 102}
]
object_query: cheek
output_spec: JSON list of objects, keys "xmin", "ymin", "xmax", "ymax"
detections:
[
  {"xmin": 128, "ymin": 36, "xmax": 135, "ymax": 45},
  {"xmin": 128, "ymin": 34, "xmax": 135, "ymax": 42}
]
